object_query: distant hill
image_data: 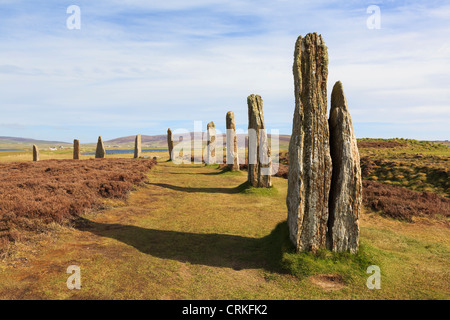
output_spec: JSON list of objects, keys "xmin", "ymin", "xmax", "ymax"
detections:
[
  {"xmin": 105, "ymin": 133, "xmax": 291, "ymax": 149},
  {"xmin": 0, "ymin": 134, "xmax": 290, "ymax": 149},
  {"xmin": 106, "ymin": 134, "xmax": 168, "ymax": 147},
  {"xmin": 1, "ymin": 135, "xmax": 445, "ymax": 151},
  {"xmin": 0, "ymin": 136, "xmax": 70, "ymax": 146}
]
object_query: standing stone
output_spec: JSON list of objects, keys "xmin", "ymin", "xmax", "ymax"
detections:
[
  {"xmin": 206, "ymin": 122, "xmax": 216, "ymax": 164},
  {"xmin": 247, "ymin": 94, "xmax": 272, "ymax": 188},
  {"xmin": 95, "ymin": 136, "xmax": 106, "ymax": 159},
  {"xmin": 134, "ymin": 134, "xmax": 142, "ymax": 159},
  {"xmin": 73, "ymin": 139, "xmax": 80, "ymax": 159},
  {"xmin": 32, "ymin": 145, "xmax": 39, "ymax": 161},
  {"xmin": 327, "ymin": 81, "xmax": 362, "ymax": 254},
  {"xmin": 226, "ymin": 111, "xmax": 239, "ymax": 171},
  {"xmin": 286, "ymin": 33, "xmax": 332, "ymax": 252},
  {"xmin": 167, "ymin": 128, "xmax": 174, "ymax": 161}
]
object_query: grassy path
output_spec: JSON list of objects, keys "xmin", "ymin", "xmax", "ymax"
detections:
[{"xmin": 0, "ymin": 161, "xmax": 449, "ymax": 299}]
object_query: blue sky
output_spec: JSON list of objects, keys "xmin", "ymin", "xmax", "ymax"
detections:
[{"xmin": 0, "ymin": 0, "xmax": 449, "ymax": 142}]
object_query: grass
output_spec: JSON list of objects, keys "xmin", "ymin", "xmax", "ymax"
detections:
[
  {"xmin": 358, "ymin": 138, "xmax": 449, "ymax": 197},
  {"xmin": 358, "ymin": 138, "xmax": 450, "ymax": 155},
  {"xmin": 278, "ymin": 138, "xmax": 449, "ymax": 222},
  {"xmin": 282, "ymin": 244, "xmax": 374, "ymax": 280},
  {"xmin": 0, "ymin": 148, "xmax": 169, "ymax": 163},
  {"xmin": 0, "ymin": 146, "xmax": 449, "ymax": 299},
  {"xmin": 361, "ymin": 156, "xmax": 449, "ymax": 197},
  {"xmin": 280, "ymin": 138, "xmax": 449, "ymax": 197},
  {"xmin": 0, "ymin": 158, "xmax": 157, "ymax": 249},
  {"xmin": 238, "ymin": 181, "xmax": 279, "ymax": 196}
]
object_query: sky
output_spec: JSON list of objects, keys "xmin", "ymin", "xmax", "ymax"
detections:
[{"xmin": 0, "ymin": 0, "xmax": 449, "ymax": 143}]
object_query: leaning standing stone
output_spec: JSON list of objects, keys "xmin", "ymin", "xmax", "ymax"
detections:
[
  {"xmin": 167, "ymin": 128, "xmax": 174, "ymax": 161},
  {"xmin": 327, "ymin": 81, "xmax": 362, "ymax": 254},
  {"xmin": 32, "ymin": 145, "xmax": 39, "ymax": 161},
  {"xmin": 286, "ymin": 33, "xmax": 332, "ymax": 253},
  {"xmin": 247, "ymin": 94, "xmax": 272, "ymax": 188},
  {"xmin": 134, "ymin": 134, "xmax": 142, "ymax": 159},
  {"xmin": 226, "ymin": 111, "xmax": 239, "ymax": 171},
  {"xmin": 73, "ymin": 139, "xmax": 80, "ymax": 159},
  {"xmin": 95, "ymin": 136, "xmax": 106, "ymax": 158},
  {"xmin": 206, "ymin": 121, "xmax": 216, "ymax": 165}
]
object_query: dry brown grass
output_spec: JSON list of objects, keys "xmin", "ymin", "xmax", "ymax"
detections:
[
  {"xmin": 0, "ymin": 158, "xmax": 156, "ymax": 250},
  {"xmin": 258, "ymin": 151, "xmax": 450, "ymax": 222},
  {"xmin": 362, "ymin": 180, "xmax": 450, "ymax": 222},
  {"xmin": 309, "ymin": 274, "xmax": 346, "ymax": 291}
]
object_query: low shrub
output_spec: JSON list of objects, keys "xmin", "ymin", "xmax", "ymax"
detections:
[{"xmin": 0, "ymin": 158, "xmax": 156, "ymax": 248}]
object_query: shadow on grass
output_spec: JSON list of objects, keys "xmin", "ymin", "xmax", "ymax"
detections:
[
  {"xmin": 77, "ymin": 218, "xmax": 290, "ymax": 273},
  {"xmin": 164, "ymin": 165, "xmax": 244, "ymax": 176},
  {"xmin": 145, "ymin": 181, "xmax": 250, "ymax": 194},
  {"xmin": 167, "ymin": 166, "xmax": 239, "ymax": 176}
]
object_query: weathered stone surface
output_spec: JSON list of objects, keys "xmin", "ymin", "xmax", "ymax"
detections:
[
  {"xmin": 167, "ymin": 129, "xmax": 174, "ymax": 161},
  {"xmin": 73, "ymin": 139, "xmax": 80, "ymax": 160},
  {"xmin": 32, "ymin": 145, "xmax": 39, "ymax": 161},
  {"xmin": 134, "ymin": 134, "xmax": 142, "ymax": 159},
  {"xmin": 206, "ymin": 121, "xmax": 216, "ymax": 165},
  {"xmin": 286, "ymin": 33, "xmax": 332, "ymax": 252},
  {"xmin": 95, "ymin": 136, "xmax": 106, "ymax": 159},
  {"xmin": 327, "ymin": 81, "xmax": 362, "ymax": 254},
  {"xmin": 247, "ymin": 94, "xmax": 272, "ymax": 188},
  {"xmin": 226, "ymin": 111, "xmax": 239, "ymax": 171}
]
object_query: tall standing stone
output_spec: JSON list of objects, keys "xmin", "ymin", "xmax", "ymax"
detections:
[
  {"xmin": 247, "ymin": 94, "xmax": 272, "ymax": 188},
  {"xmin": 134, "ymin": 134, "xmax": 142, "ymax": 159},
  {"xmin": 32, "ymin": 145, "xmax": 39, "ymax": 161},
  {"xmin": 167, "ymin": 128, "xmax": 174, "ymax": 161},
  {"xmin": 206, "ymin": 121, "xmax": 216, "ymax": 165},
  {"xmin": 327, "ymin": 81, "xmax": 361, "ymax": 254},
  {"xmin": 73, "ymin": 139, "xmax": 80, "ymax": 159},
  {"xmin": 286, "ymin": 33, "xmax": 332, "ymax": 252},
  {"xmin": 95, "ymin": 136, "xmax": 106, "ymax": 159},
  {"xmin": 226, "ymin": 111, "xmax": 239, "ymax": 171}
]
